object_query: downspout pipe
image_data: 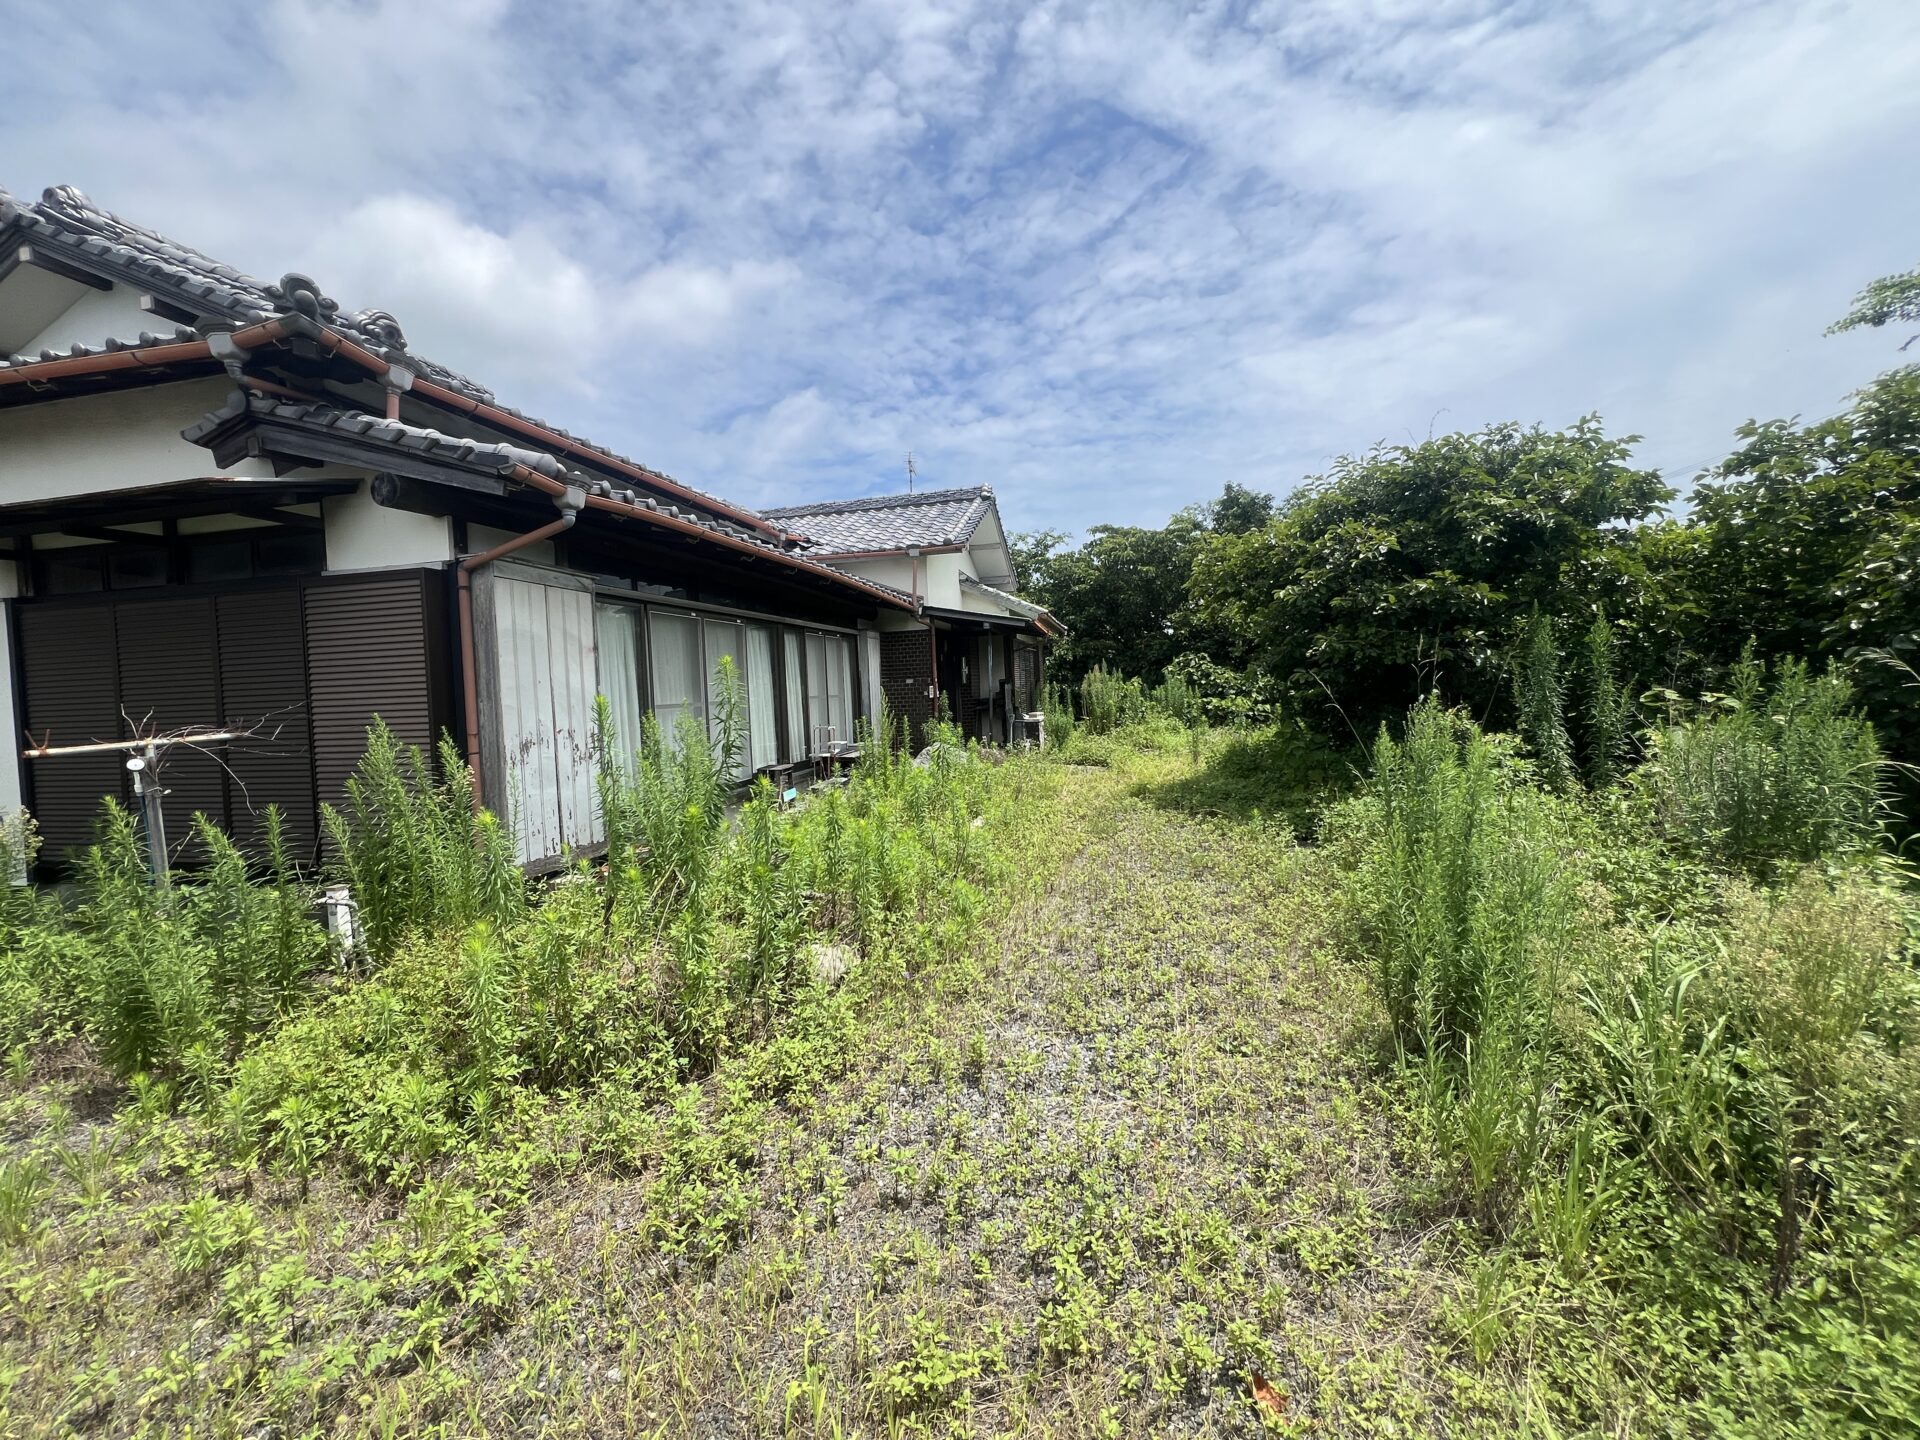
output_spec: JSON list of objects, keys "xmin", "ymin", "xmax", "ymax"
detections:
[{"xmin": 455, "ymin": 487, "xmax": 585, "ymax": 810}]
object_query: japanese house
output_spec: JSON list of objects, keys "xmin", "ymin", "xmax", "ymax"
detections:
[
  {"xmin": 0, "ymin": 184, "xmax": 1057, "ymax": 873},
  {"xmin": 761, "ymin": 487, "xmax": 1062, "ymax": 747}
]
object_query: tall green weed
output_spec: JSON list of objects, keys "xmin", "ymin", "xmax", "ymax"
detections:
[{"xmin": 1636, "ymin": 652, "xmax": 1884, "ymax": 876}]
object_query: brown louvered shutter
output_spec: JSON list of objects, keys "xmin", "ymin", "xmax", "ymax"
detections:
[
  {"xmin": 215, "ymin": 588, "xmax": 317, "ymax": 862},
  {"xmin": 305, "ymin": 572, "xmax": 439, "ymax": 822},
  {"xmin": 114, "ymin": 596, "xmax": 225, "ymax": 863},
  {"xmin": 17, "ymin": 604, "xmax": 123, "ymax": 860}
]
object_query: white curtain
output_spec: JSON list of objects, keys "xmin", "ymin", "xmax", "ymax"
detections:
[
  {"xmin": 746, "ymin": 625, "xmax": 778, "ymax": 773},
  {"xmin": 702, "ymin": 618, "xmax": 745, "ymax": 774},
  {"xmin": 830, "ymin": 635, "xmax": 855, "ymax": 744},
  {"xmin": 783, "ymin": 630, "xmax": 806, "ymax": 762},
  {"xmin": 806, "ymin": 633, "xmax": 831, "ymax": 753},
  {"xmin": 593, "ymin": 602, "xmax": 644, "ymax": 775},
  {"xmin": 806, "ymin": 632, "xmax": 855, "ymax": 752},
  {"xmin": 648, "ymin": 611, "xmax": 703, "ymax": 751}
]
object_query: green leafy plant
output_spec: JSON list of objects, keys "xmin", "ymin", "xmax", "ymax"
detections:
[{"xmin": 1635, "ymin": 651, "xmax": 1885, "ymax": 876}]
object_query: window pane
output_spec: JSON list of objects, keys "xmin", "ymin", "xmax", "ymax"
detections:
[
  {"xmin": 37, "ymin": 553, "xmax": 104, "ymax": 594},
  {"xmin": 831, "ymin": 636, "xmax": 854, "ymax": 744},
  {"xmin": 189, "ymin": 538, "xmax": 253, "ymax": 584},
  {"xmin": 648, "ymin": 611, "xmax": 703, "ymax": 752},
  {"xmin": 702, "ymin": 618, "xmax": 745, "ymax": 773},
  {"xmin": 806, "ymin": 633, "xmax": 831, "ymax": 753},
  {"xmin": 594, "ymin": 602, "xmax": 645, "ymax": 776},
  {"xmin": 107, "ymin": 547, "xmax": 167, "ymax": 589},
  {"xmin": 782, "ymin": 631, "xmax": 806, "ymax": 763},
  {"xmin": 255, "ymin": 530, "xmax": 325, "ymax": 575},
  {"xmin": 746, "ymin": 626, "xmax": 778, "ymax": 773}
]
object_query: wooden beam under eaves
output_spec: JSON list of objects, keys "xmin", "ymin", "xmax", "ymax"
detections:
[
  {"xmin": 139, "ymin": 294, "xmax": 200, "ymax": 326},
  {"xmin": 15, "ymin": 244, "xmax": 112, "ymax": 292}
]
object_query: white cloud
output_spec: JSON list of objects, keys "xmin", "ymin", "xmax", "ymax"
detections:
[{"xmin": 6, "ymin": 0, "xmax": 1918, "ymax": 532}]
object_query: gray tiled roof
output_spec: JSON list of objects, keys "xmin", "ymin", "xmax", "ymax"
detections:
[
  {"xmin": 179, "ymin": 391, "xmax": 912, "ymax": 605},
  {"xmin": 960, "ymin": 574, "xmax": 1045, "ymax": 620},
  {"xmin": 0, "ymin": 183, "xmax": 743, "ymax": 520},
  {"xmin": 762, "ymin": 485, "xmax": 995, "ymax": 555},
  {"xmin": 0, "ymin": 325, "xmax": 201, "ymax": 369},
  {"xmin": 0, "ymin": 184, "xmax": 493, "ymax": 399}
]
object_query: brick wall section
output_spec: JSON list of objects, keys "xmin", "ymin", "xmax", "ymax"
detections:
[{"xmin": 879, "ymin": 629, "xmax": 933, "ymax": 748}]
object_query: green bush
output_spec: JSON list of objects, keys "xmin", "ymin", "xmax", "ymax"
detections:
[
  {"xmin": 1162, "ymin": 651, "xmax": 1279, "ymax": 726},
  {"xmin": 219, "ymin": 700, "xmax": 1022, "ymax": 1181},
  {"xmin": 1337, "ymin": 698, "xmax": 1576, "ymax": 1062},
  {"xmin": 321, "ymin": 720, "xmax": 525, "ymax": 962},
  {"xmin": 1078, "ymin": 665, "xmax": 1149, "ymax": 735},
  {"xmin": 1332, "ymin": 700, "xmax": 1578, "ymax": 1215},
  {"xmin": 0, "ymin": 800, "xmax": 329, "ymax": 1083},
  {"xmin": 1512, "ymin": 610, "xmax": 1576, "ymax": 792},
  {"xmin": 1333, "ymin": 693, "xmax": 1920, "ymax": 1429},
  {"xmin": 1576, "ymin": 610, "xmax": 1631, "ymax": 789},
  {"xmin": 1635, "ymin": 652, "xmax": 1885, "ymax": 877}
]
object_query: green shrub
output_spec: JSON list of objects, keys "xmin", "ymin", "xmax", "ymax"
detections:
[
  {"xmin": 1635, "ymin": 652, "xmax": 1885, "ymax": 877},
  {"xmin": 321, "ymin": 721, "xmax": 525, "ymax": 961},
  {"xmin": 1512, "ymin": 610, "xmax": 1576, "ymax": 792},
  {"xmin": 1162, "ymin": 651, "xmax": 1280, "ymax": 726},
  {"xmin": 1078, "ymin": 665, "xmax": 1148, "ymax": 735},
  {"xmin": 1339, "ymin": 699, "xmax": 1576, "ymax": 1061},
  {"xmin": 1576, "ymin": 611, "xmax": 1631, "ymax": 790},
  {"xmin": 1332, "ymin": 701, "xmax": 1582, "ymax": 1217},
  {"xmin": 1039, "ymin": 680, "xmax": 1076, "ymax": 750}
]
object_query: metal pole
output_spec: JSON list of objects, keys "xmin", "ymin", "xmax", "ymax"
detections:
[{"xmin": 129, "ymin": 746, "xmax": 170, "ymax": 895}]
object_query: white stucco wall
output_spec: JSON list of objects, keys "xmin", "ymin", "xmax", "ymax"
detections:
[
  {"xmin": 963, "ymin": 506, "xmax": 1017, "ymax": 588},
  {"xmin": 323, "ymin": 481, "xmax": 452, "ymax": 571},
  {"xmin": 467, "ymin": 523, "xmax": 556, "ymax": 567},
  {"xmin": 825, "ymin": 552, "xmax": 913, "ymax": 595},
  {"xmin": 19, "ymin": 284, "xmax": 164, "ymax": 357},
  {"xmin": 0, "ymin": 266, "xmax": 94, "ymax": 354},
  {"xmin": 958, "ymin": 585, "xmax": 1010, "ymax": 615},
  {"xmin": 817, "ymin": 550, "xmax": 962, "ymax": 609},
  {"xmin": 0, "ymin": 377, "xmax": 242, "ymax": 503}
]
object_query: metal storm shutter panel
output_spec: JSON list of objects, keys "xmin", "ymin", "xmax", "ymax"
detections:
[
  {"xmin": 305, "ymin": 573, "xmax": 438, "ymax": 821},
  {"xmin": 215, "ymin": 588, "xmax": 316, "ymax": 860},
  {"xmin": 16, "ymin": 605, "xmax": 122, "ymax": 857},
  {"xmin": 114, "ymin": 596, "xmax": 224, "ymax": 864}
]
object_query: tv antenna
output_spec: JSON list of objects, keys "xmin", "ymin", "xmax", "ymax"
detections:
[{"xmin": 906, "ymin": 452, "xmax": 916, "ymax": 493}]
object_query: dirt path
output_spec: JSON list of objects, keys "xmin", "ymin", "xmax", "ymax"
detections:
[{"xmin": 557, "ymin": 771, "xmax": 1453, "ymax": 1437}]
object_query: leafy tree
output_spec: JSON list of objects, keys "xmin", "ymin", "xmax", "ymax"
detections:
[
  {"xmin": 1024, "ymin": 515, "xmax": 1206, "ymax": 683},
  {"xmin": 1677, "ymin": 364, "xmax": 1920, "ymax": 774},
  {"xmin": 1188, "ymin": 417, "xmax": 1670, "ymax": 736},
  {"xmin": 1007, "ymin": 528, "xmax": 1069, "ymax": 595},
  {"xmin": 1829, "ymin": 262, "xmax": 1920, "ymax": 351},
  {"xmin": 1203, "ymin": 482, "xmax": 1276, "ymax": 536},
  {"xmin": 1012, "ymin": 484, "xmax": 1276, "ymax": 684}
]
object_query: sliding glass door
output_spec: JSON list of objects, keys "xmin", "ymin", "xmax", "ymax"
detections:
[
  {"xmin": 804, "ymin": 631, "xmax": 855, "ymax": 753},
  {"xmin": 592, "ymin": 601, "xmax": 644, "ymax": 774},
  {"xmin": 607, "ymin": 603, "xmax": 861, "ymax": 773},
  {"xmin": 782, "ymin": 630, "xmax": 807, "ymax": 762},
  {"xmin": 745, "ymin": 625, "xmax": 778, "ymax": 773},
  {"xmin": 648, "ymin": 610, "xmax": 705, "ymax": 751}
]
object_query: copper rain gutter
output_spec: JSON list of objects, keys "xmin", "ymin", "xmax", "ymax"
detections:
[
  {"xmin": 0, "ymin": 317, "xmax": 290, "ymax": 389},
  {"xmin": 0, "ymin": 315, "xmax": 784, "ymax": 542}
]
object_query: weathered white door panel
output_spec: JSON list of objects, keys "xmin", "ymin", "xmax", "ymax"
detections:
[{"xmin": 489, "ymin": 571, "xmax": 603, "ymax": 863}]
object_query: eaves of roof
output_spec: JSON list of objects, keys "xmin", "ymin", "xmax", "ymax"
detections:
[
  {"xmin": 180, "ymin": 390, "xmax": 914, "ymax": 610},
  {"xmin": 0, "ymin": 183, "xmax": 788, "ymax": 542},
  {"xmin": 959, "ymin": 574, "xmax": 1066, "ymax": 637}
]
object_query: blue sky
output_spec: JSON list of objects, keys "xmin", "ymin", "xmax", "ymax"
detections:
[{"xmin": 8, "ymin": 0, "xmax": 1919, "ymax": 535}]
